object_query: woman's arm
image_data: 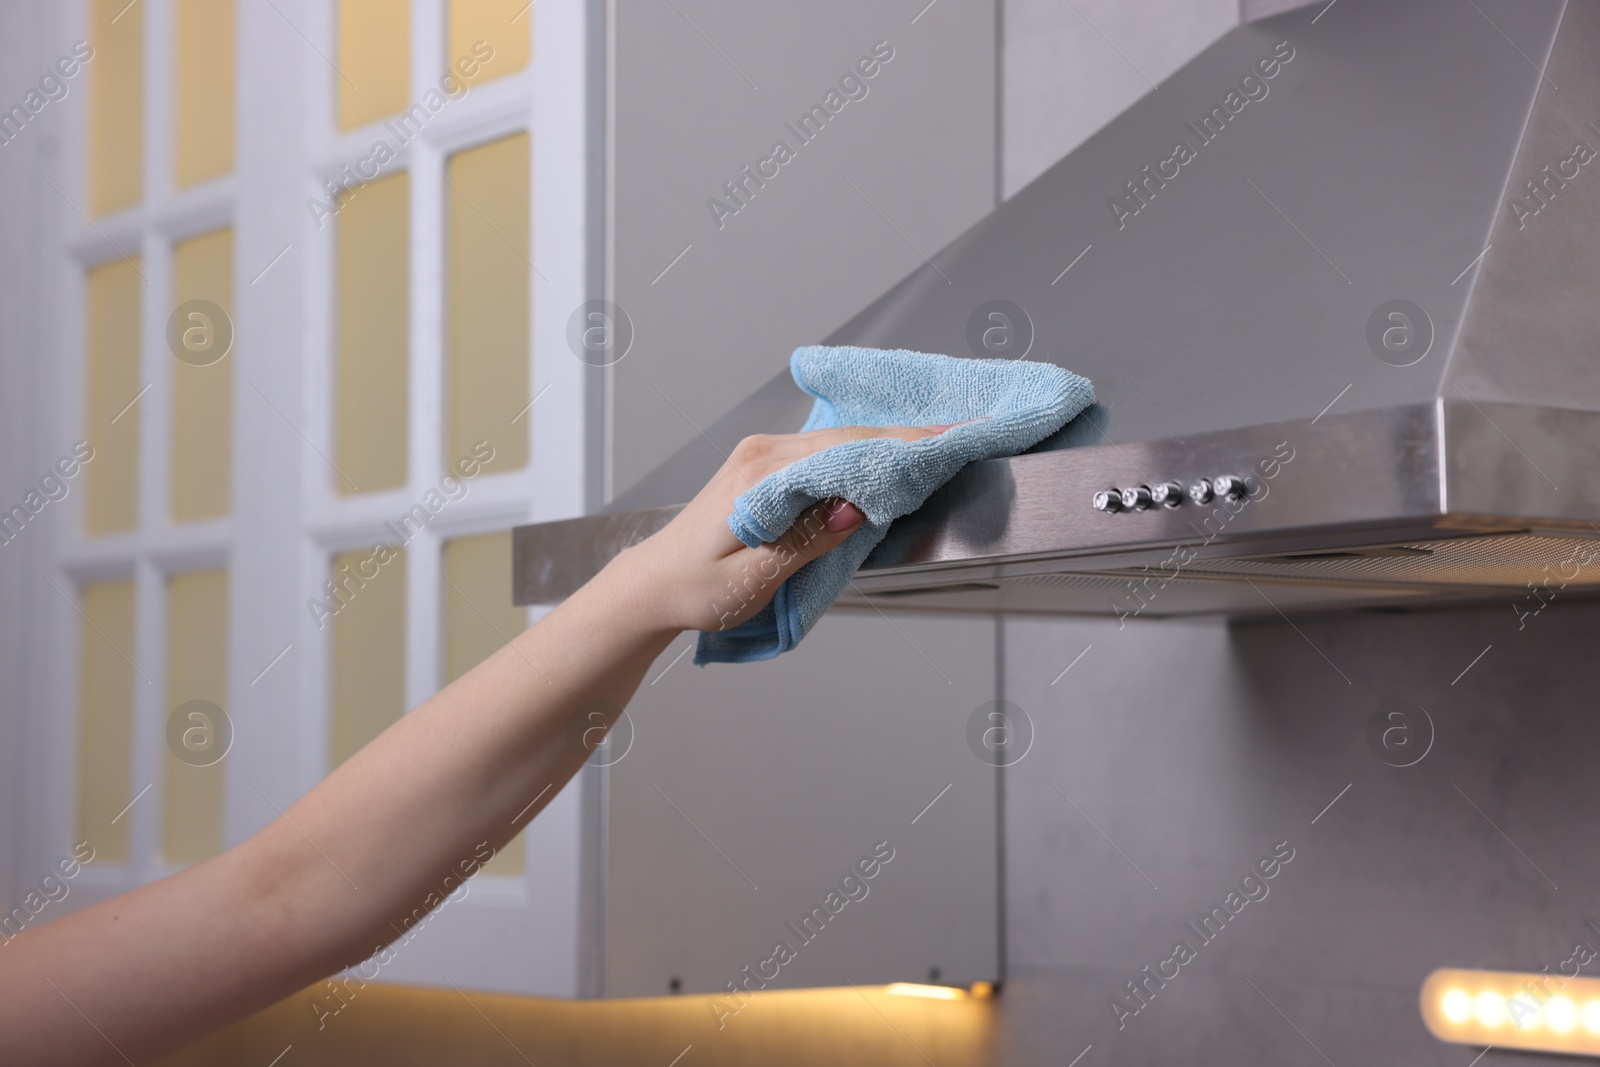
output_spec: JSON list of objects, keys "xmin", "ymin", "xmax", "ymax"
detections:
[{"xmin": 0, "ymin": 425, "xmax": 937, "ymax": 1067}]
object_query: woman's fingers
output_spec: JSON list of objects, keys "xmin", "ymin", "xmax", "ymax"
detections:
[
  {"xmin": 740, "ymin": 498, "xmax": 864, "ymax": 588},
  {"xmin": 725, "ymin": 424, "xmax": 942, "ymax": 543},
  {"xmin": 631, "ymin": 424, "xmax": 946, "ymax": 634}
]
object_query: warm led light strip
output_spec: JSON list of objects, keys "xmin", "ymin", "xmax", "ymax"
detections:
[
  {"xmin": 883, "ymin": 982, "xmax": 995, "ymax": 1001},
  {"xmin": 1422, "ymin": 968, "xmax": 1600, "ymax": 1057},
  {"xmin": 885, "ymin": 983, "xmax": 968, "ymax": 1001}
]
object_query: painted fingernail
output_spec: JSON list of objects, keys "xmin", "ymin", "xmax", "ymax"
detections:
[{"xmin": 823, "ymin": 500, "xmax": 863, "ymax": 531}]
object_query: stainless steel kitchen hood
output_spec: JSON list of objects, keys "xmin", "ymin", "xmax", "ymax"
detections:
[{"xmin": 516, "ymin": 0, "xmax": 1600, "ymax": 618}]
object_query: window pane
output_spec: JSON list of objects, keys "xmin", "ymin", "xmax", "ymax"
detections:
[
  {"xmin": 89, "ymin": 0, "xmax": 144, "ymax": 215},
  {"xmin": 442, "ymin": 532, "xmax": 527, "ymax": 874},
  {"xmin": 163, "ymin": 569, "xmax": 228, "ymax": 864},
  {"xmin": 171, "ymin": 228, "xmax": 234, "ymax": 522},
  {"xmin": 330, "ymin": 547, "xmax": 407, "ymax": 767},
  {"xmin": 173, "ymin": 0, "xmax": 236, "ymax": 187},
  {"xmin": 86, "ymin": 258, "xmax": 142, "ymax": 535},
  {"xmin": 76, "ymin": 580, "xmax": 136, "ymax": 863},
  {"xmin": 336, "ymin": 172, "xmax": 409, "ymax": 495},
  {"xmin": 446, "ymin": 134, "xmax": 529, "ymax": 475},
  {"xmin": 448, "ymin": 0, "xmax": 532, "ymax": 86},
  {"xmin": 337, "ymin": 0, "xmax": 411, "ymax": 131}
]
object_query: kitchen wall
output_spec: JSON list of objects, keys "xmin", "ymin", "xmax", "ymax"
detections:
[
  {"xmin": 997, "ymin": 597, "xmax": 1600, "ymax": 1065},
  {"xmin": 1002, "ymin": 0, "xmax": 1236, "ymax": 198}
]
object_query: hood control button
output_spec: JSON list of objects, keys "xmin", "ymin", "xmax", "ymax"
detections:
[
  {"xmin": 1188, "ymin": 479, "xmax": 1214, "ymax": 504},
  {"xmin": 1092, "ymin": 489, "xmax": 1124, "ymax": 512},
  {"xmin": 1151, "ymin": 481, "xmax": 1183, "ymax": 507},
  {"xmin": 1213, "ymin": 475, "xmax": 1249, "ymax": 501},
  {"xmin": 1119, "ymin": 484, "xmax": 1154, "ymax": 511}
]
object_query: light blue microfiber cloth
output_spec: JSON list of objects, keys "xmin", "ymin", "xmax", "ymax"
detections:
[{"xmin": 696, "ymin": 345, "xmax": 1094, "ymax": 664}]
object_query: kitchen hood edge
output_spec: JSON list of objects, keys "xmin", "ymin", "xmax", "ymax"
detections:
[{"xmin": 514, "ymin": 401, "xmax": 1600, "ymax": 612}]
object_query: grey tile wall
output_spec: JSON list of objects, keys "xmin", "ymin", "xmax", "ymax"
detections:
[{"xmin": 998, "ymin": 600, "xmax": 1600, "ymax": 1064}]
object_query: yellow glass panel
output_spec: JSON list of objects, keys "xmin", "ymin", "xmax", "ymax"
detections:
[
  {"xmin": 163, "ymin": 569, "xmax": 229, "ymax": 865},
  {"xmin": 89, "ymin": 0, "xmax": 144, "ymax": 215},
  {"xmin": 85, "ymin": 258, "xmax": 142, "ymax": 535},
  {"xmin": 174, "ymin": 0, "xmax": 236, "ymax": 187},
  {"xmin": 330, "ymin": 547, "xmax": 407, "ymax": 767},
  {"xmin": 335, "ymin": 171, "xmax": 409, "ymax": 495},
  {"xmin": 337, "ymin": 0, "xmax": 411, "ymax": 131},
  {"xmin": 448, "ymin": 0, "xmax": 532, "ymax": 86},
  {"xmin": 171, "ymin": 229, "xmax": 234, "ymax": 522},
  {"xmin": 76, "ymin": 580, "xmax": 136, "ymax": 863},
  {"xmin": 446, "ymin": 134, "xmax": 529, "ymax": 475},
  {"xmin": 442, "ymin": 532, "xmax": 527, "ymax": 874}
]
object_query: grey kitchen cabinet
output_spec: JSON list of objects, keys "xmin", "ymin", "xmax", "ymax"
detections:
[
  {"xmin": 606, "ymin": 0, "xmax": 1000, "ymax": 498},
  {"xmin": 579, "ymin": 0, "xmax": 1003, "ymax": 997},
  {"xmin": 602, "ymin": 612, "xmax": 1000, "ymax": 998}
]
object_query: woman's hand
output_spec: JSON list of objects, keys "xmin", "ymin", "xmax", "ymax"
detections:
[{"xmin": 608, "ymin": 425, "xmax": 947, "ymax": 634}]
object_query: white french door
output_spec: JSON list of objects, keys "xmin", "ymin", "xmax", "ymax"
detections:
[{"xmin": 11, "ymin": 0, "xmax": 600, "ymax": 997}]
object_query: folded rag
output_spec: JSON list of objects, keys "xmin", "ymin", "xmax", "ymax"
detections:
[{"xmin": 696, "ymin": 345, "xmax": 1095, "ymax": 664}]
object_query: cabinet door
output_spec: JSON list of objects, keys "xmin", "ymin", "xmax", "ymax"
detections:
[
  {"xmin": 605, "ymin": 611, "xmax": 1000, "ymax": 998},
  {"xmin": 595, "ymin": 0, "xmax": 1002, "ymax": 999},
  {"xmin": 609, "ymin": 0, "xmax": 1000, "ymax": 498}
]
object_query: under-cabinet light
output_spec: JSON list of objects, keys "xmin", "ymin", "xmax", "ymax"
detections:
[
  {"xmin": 885, "ymin": 983, "xmax": 967, "ymax": 1001},
  {"xmin": 1422, "ymin": 968, "xmax": 1600, "ymax": 1057}
]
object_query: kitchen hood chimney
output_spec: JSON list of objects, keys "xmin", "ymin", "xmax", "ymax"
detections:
[{"xmin": 516, "ymin": 0, "xmax": 1600, "ymax": 619}]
